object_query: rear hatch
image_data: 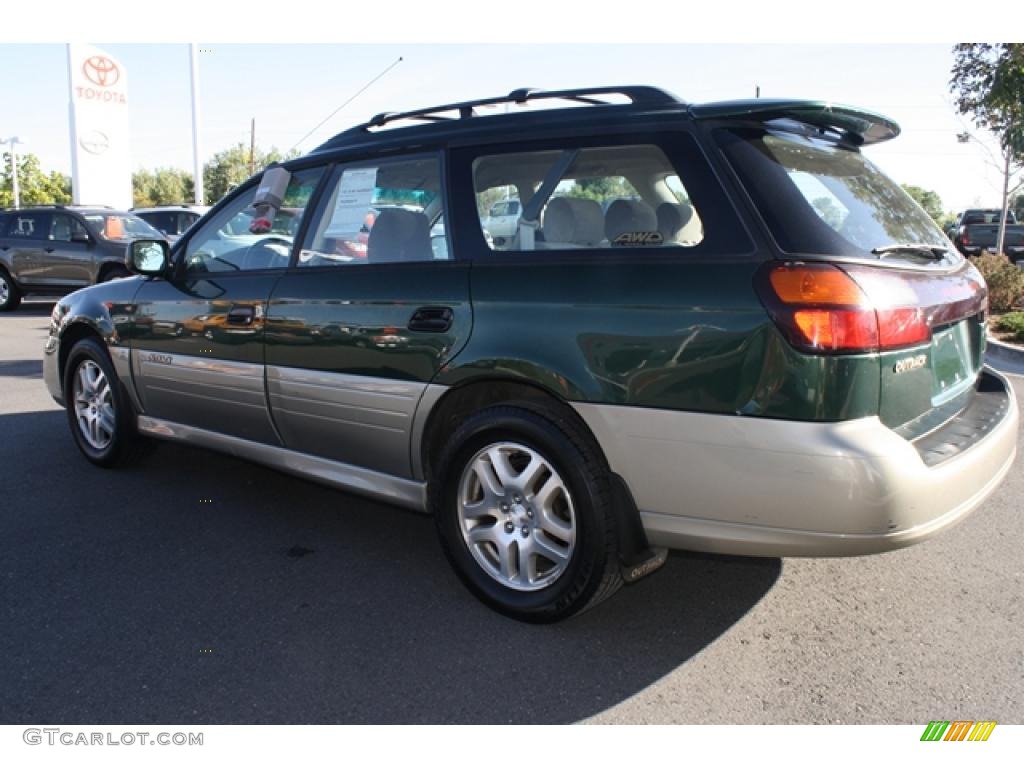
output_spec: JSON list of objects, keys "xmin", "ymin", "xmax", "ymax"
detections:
[{"xmin": 708, "ymin": 103, "xmax": 990, "ymax": 435}]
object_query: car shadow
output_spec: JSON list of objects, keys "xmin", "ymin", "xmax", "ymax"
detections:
[
  {"xmin": 2, "ymin": 300, "xmax": 56, "ymax": 317},
  {"xmin": 0, "ymin": 359, "xmax": 43, "ymax": 377},
  {"xmin": 0, "ymin": 409, "xmax": 780, "ymax": 724}
]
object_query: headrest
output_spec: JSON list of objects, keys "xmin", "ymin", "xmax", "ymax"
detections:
[
  {"xmin": 656, "ymin": 202, "xmax": 702, "ymax": 245},
  {"xmin": 541, "ymin": 197, "xmax": 604, "ymax": 247},
  {"xmin": 367, "ymin": 208, "xmax": 431, "ymax": 263},
  {"xmin": 604, "ymin": 199, "xmax": 658, "ymax": 245}
]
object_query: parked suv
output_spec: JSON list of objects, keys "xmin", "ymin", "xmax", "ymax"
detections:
[
  {"xmin": 43, "ymin": 86, "xmax": 1018, "ymax": 622},
  {"xmin": 131, "ymin": 205, "xmax": 211, "ymax": 243},
  {"xmin": 0, "ymin": 205, "xmax": 165, "ymax": 311}
]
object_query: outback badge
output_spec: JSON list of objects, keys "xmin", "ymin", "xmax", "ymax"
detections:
[{"xmin": 893, "ymin": 353, "xmax": 927, "ymax": 374}]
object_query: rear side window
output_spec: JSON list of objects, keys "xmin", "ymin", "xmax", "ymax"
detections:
[
  {"xmin": 5, "ymin": 213, "xmax": 48, "ymax": 239},
  {"xmin": 472, "ymin": 144, "xmax": 704, "ymax": 251},
  {"xmin": 299, "ymin": 154, "xmax": 449, "ymax": 267},
  {"xmin": 717, "ymin": 126, "xmax": 947, "ymax": 256}
]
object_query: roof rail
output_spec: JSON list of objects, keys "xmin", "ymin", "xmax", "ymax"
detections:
[{"xmin": 352, "ymin": 85, "xmax": 682, "ymax": 134}]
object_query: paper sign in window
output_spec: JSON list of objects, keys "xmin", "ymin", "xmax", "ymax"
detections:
[{"xmin": 324, "ymin": 167, "xmax": 378, "ymax": 238}]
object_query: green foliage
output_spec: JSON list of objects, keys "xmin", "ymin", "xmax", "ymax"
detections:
[
  {"xmin": 563, "ymin": 176, "xmax": 636, "ymax": 203},
  {"xmin": 811, "ymin": 196, "xmax": 844, "ymax": 229},
  {"xmin": 0, "ymin": 152, "xmax": 71, "ymax": 207},
  {"xmin": 951, "ymin": 44, "xmax": 1024, "ymax": 156},
  {"xmin": 202, "ymin": 143, "xmax": 300, "ymax": 203},
  {"xmin": 971, "ymin": 252, "xmax": 1024, "ymax": 312},
  {"xmin": 994, "ymin": 311, "xmax": 1024, "ymax": 342},
  {"xmin": 132, "ymin": 168, "xmax": 194, "ymax": 208},
  {"xmin": 901, "ymin": 184, "xmax": 946, "ymax": 225}
]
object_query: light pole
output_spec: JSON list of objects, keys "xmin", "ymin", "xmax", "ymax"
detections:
[{"xmin": 1, "ymin": 136, "xmax": 24, "ymax": 209}]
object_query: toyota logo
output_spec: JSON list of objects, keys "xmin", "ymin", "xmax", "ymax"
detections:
[{"xmin": 82, "ymin": 56, "xmax": 120, "ymax": 87}]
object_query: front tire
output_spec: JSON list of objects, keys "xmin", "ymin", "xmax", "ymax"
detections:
[
  {"xmin": 64, "ymin": 337, "xmax": 145, "ymax": 467},
  {"xmin": 432, "ymin": 403, "xmax": 622, "ymax": 623},
  {"xmin": 0, "ymin": 269, "xmax": 22, "ymax": 311}
]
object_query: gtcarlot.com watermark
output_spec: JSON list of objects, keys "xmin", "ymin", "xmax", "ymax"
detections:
[{"xmin": 23, "ymin": 728, "xmax": 203, "ymax": 747}]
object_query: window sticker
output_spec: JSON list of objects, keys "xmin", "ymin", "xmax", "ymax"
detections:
[{"xmin": 324, "ymin": 167, "xmax": 378, "ymax": 238}]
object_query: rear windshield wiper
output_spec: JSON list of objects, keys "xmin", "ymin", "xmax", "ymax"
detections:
[{"xmin": 871, "ymin": 243, "xmax": 950, "ymax": 260}]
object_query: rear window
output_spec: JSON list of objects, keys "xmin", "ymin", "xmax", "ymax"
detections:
[{"xmin": 717, "ymin": 127, "xmax": 948, "ymax": 257}]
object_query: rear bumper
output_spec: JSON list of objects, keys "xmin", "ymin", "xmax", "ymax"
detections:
[{"xmin": 572, "ymin": 367, "xmax": 1018, "ymax": 557}]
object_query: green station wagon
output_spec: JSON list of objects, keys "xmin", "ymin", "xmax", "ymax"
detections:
[{"xmin": 44, "ymin": 86, "xmax": 1019, "ymax": 622}]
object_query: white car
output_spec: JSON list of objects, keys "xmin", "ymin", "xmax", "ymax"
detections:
[{"xmin": 481, "ymin": 199, "xmax": 520, "ymax": 247}]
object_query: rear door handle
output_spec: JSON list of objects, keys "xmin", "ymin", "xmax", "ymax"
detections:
[
  {"xmin": 408, "ymin": 306, "xmax": 453, "ymax": 333},
  {"xmin": 226, "ymin": 305, "xmax": 256, "ymax": 325}
]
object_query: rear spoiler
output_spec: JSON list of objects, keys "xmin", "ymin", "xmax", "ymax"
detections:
[{"xmin": 689, "ymin": 99, "xmax": 900, "ymax": 146}]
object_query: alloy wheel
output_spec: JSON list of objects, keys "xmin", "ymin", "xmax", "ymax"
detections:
[
  {"xmin": 457, "ymin": 442, "xmax": 576, "ymax": 591},
  {"xmin": 72, "ymin": 360, "xmax": 115, "ymax": 450}
]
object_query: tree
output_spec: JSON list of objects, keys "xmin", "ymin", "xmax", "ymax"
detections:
[
  {"xmin": 203, "ymin": 143, "xmax": 300, "ymax": 203},
  {"xmin": 950, "ymin": 44, "xmax": 1024, "ymax": 255},
  {"xmin": 901, "ymin": 184, "xmax": 946, "ymax": 225},
  {"xmin": 0, "ymin": 152, "xmax": 71, "ymax": 208},
  {"xmin": 132, "ymin": 168, "xmax": 193, "ymax": 208}
]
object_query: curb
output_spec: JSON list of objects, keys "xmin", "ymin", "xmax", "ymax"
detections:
[{"xmin": 986, "ymin": 335, "xmax": 1024, "ymax": 366}]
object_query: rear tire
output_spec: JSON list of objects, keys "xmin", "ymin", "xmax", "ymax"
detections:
[
  {"xmin": 432, "ymin": 403, "xmax": 622, "ymax": 623},
  {"xmin": 100, "ymin": 264, "xmax": 131, "ymax": 282},
  {"xmin": 64, "ymin": 337, "xmax": 147, "ymax": 467},
  {"xmin": 0, "ymin": 269, "xmax": 22, "ymax": 311}
]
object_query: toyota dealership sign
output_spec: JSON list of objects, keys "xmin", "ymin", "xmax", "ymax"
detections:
[{"xmin": 67, "ymin": 44, "xmax": 131, "ymax": 209}]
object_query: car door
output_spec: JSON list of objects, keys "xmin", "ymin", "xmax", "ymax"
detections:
[
  {"xmin": 130, "ymin": 166, "xmax": 326, "ymax": 444},
  {"xmin": 2, "ymin": 211, "xmax": 51, "ymax": 285},
  {"xmin": 43, "ymin": 213, "xmax": 94, "ymax": 285},
  {"xmin": 264, "ymin": 152, "xmax": 471, "ymax": 478}
]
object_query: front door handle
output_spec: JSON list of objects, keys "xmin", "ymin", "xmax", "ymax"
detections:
[
  {"xmin": 44, "ymin": 247, "xmax": 55, "ymax": 253},
  {"xmin": 408, "ymin": 306, "xmax": 453, "ymax": 333},
  {"xmin": 226, "ymin": 305, "xmax": 256, "ymax": 325}
]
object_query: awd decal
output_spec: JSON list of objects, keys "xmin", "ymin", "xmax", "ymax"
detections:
[
  {"xmin": 920, "ymin": 720, "xmax": 996, "ymax": 742},
  {"xmin": 613, "ymin": 231, "xmax": 664, "ymax": 246}
]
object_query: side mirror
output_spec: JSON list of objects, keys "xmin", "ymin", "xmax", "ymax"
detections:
[{"xmin": 128, "ymin": 239, "xmax": 170, "ymax": 276}]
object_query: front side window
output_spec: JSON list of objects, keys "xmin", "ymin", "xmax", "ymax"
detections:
[
  {"xmin": 83, "ymin": 214, "xmax": 162, "ymax": 241},
  {"xmin": 472, "ymin": 144, "xmax": 705, "ymax": 252},
  {"xmin": 184, "ymin": 167, "xmax": 323, "ymax": 273},
  {"xmin": 718, "ymin": 126, "xmax": 948, "ymax": 256},
  {"xmin": 299, "ymin": 155, "xmax": 448, "ymax": 267}
]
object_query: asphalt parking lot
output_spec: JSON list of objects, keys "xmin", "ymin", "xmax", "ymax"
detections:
[{"xmin": 1, "ymin": 299, "xmax": 1022, "ymax": 725}]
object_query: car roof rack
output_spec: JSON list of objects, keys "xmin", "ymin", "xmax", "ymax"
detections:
[
  {"xmin": 2, "ymin": 204, "xmax": 115, "ymax": 210},
  {"xmin": 349, "ymin": 85, "xmax": 683, "ymax": 134}
]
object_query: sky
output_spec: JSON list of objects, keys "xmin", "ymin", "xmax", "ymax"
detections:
[{"xmin": 0, "ymin": 20, "xmax": 1018, "ymax": 214}]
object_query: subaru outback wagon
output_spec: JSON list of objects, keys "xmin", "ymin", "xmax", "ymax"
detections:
[{"xmin": 44, "ymin": 86, "xmax": 1018, "ymax": 622}]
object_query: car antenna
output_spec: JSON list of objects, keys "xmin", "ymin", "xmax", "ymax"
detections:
[{"xmin": 288, "ymin": 56, "xmax": 404, "ymax": 154}]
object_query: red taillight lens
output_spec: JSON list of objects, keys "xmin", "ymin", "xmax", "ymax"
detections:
[
  {"xmin": 960, "ymin": 226, "xmax": 970, "ymax": 245},
  {"xmin": 759, "ymin": 263, "xmax": 932, "ymax": 354}
]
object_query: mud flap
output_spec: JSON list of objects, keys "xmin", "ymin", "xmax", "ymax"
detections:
[{"xmin": 609, "ymin": 472, "xmax": 669, "ymax": 584}]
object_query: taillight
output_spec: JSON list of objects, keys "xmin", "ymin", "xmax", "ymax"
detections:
[
  {"xmin": 758, "ymin": 263, "xmax": 932, "ymax": 354},
  {"xmin": 960, "ymin": 226, "xmax": 970, "ymax": 245}
]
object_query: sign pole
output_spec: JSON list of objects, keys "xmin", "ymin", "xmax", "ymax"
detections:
[{"xmin": 190, "ymin": 44, "xmax": 203, "ymax": 205}]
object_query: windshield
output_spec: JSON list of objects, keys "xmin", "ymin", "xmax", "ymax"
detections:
[
  {"xmin": 717, "ymin": 127, "xmax": 949, "ymax": 257},
  {"xmin": 84, "ymin": 214, "xmax": 164, "ymax": 241}
]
